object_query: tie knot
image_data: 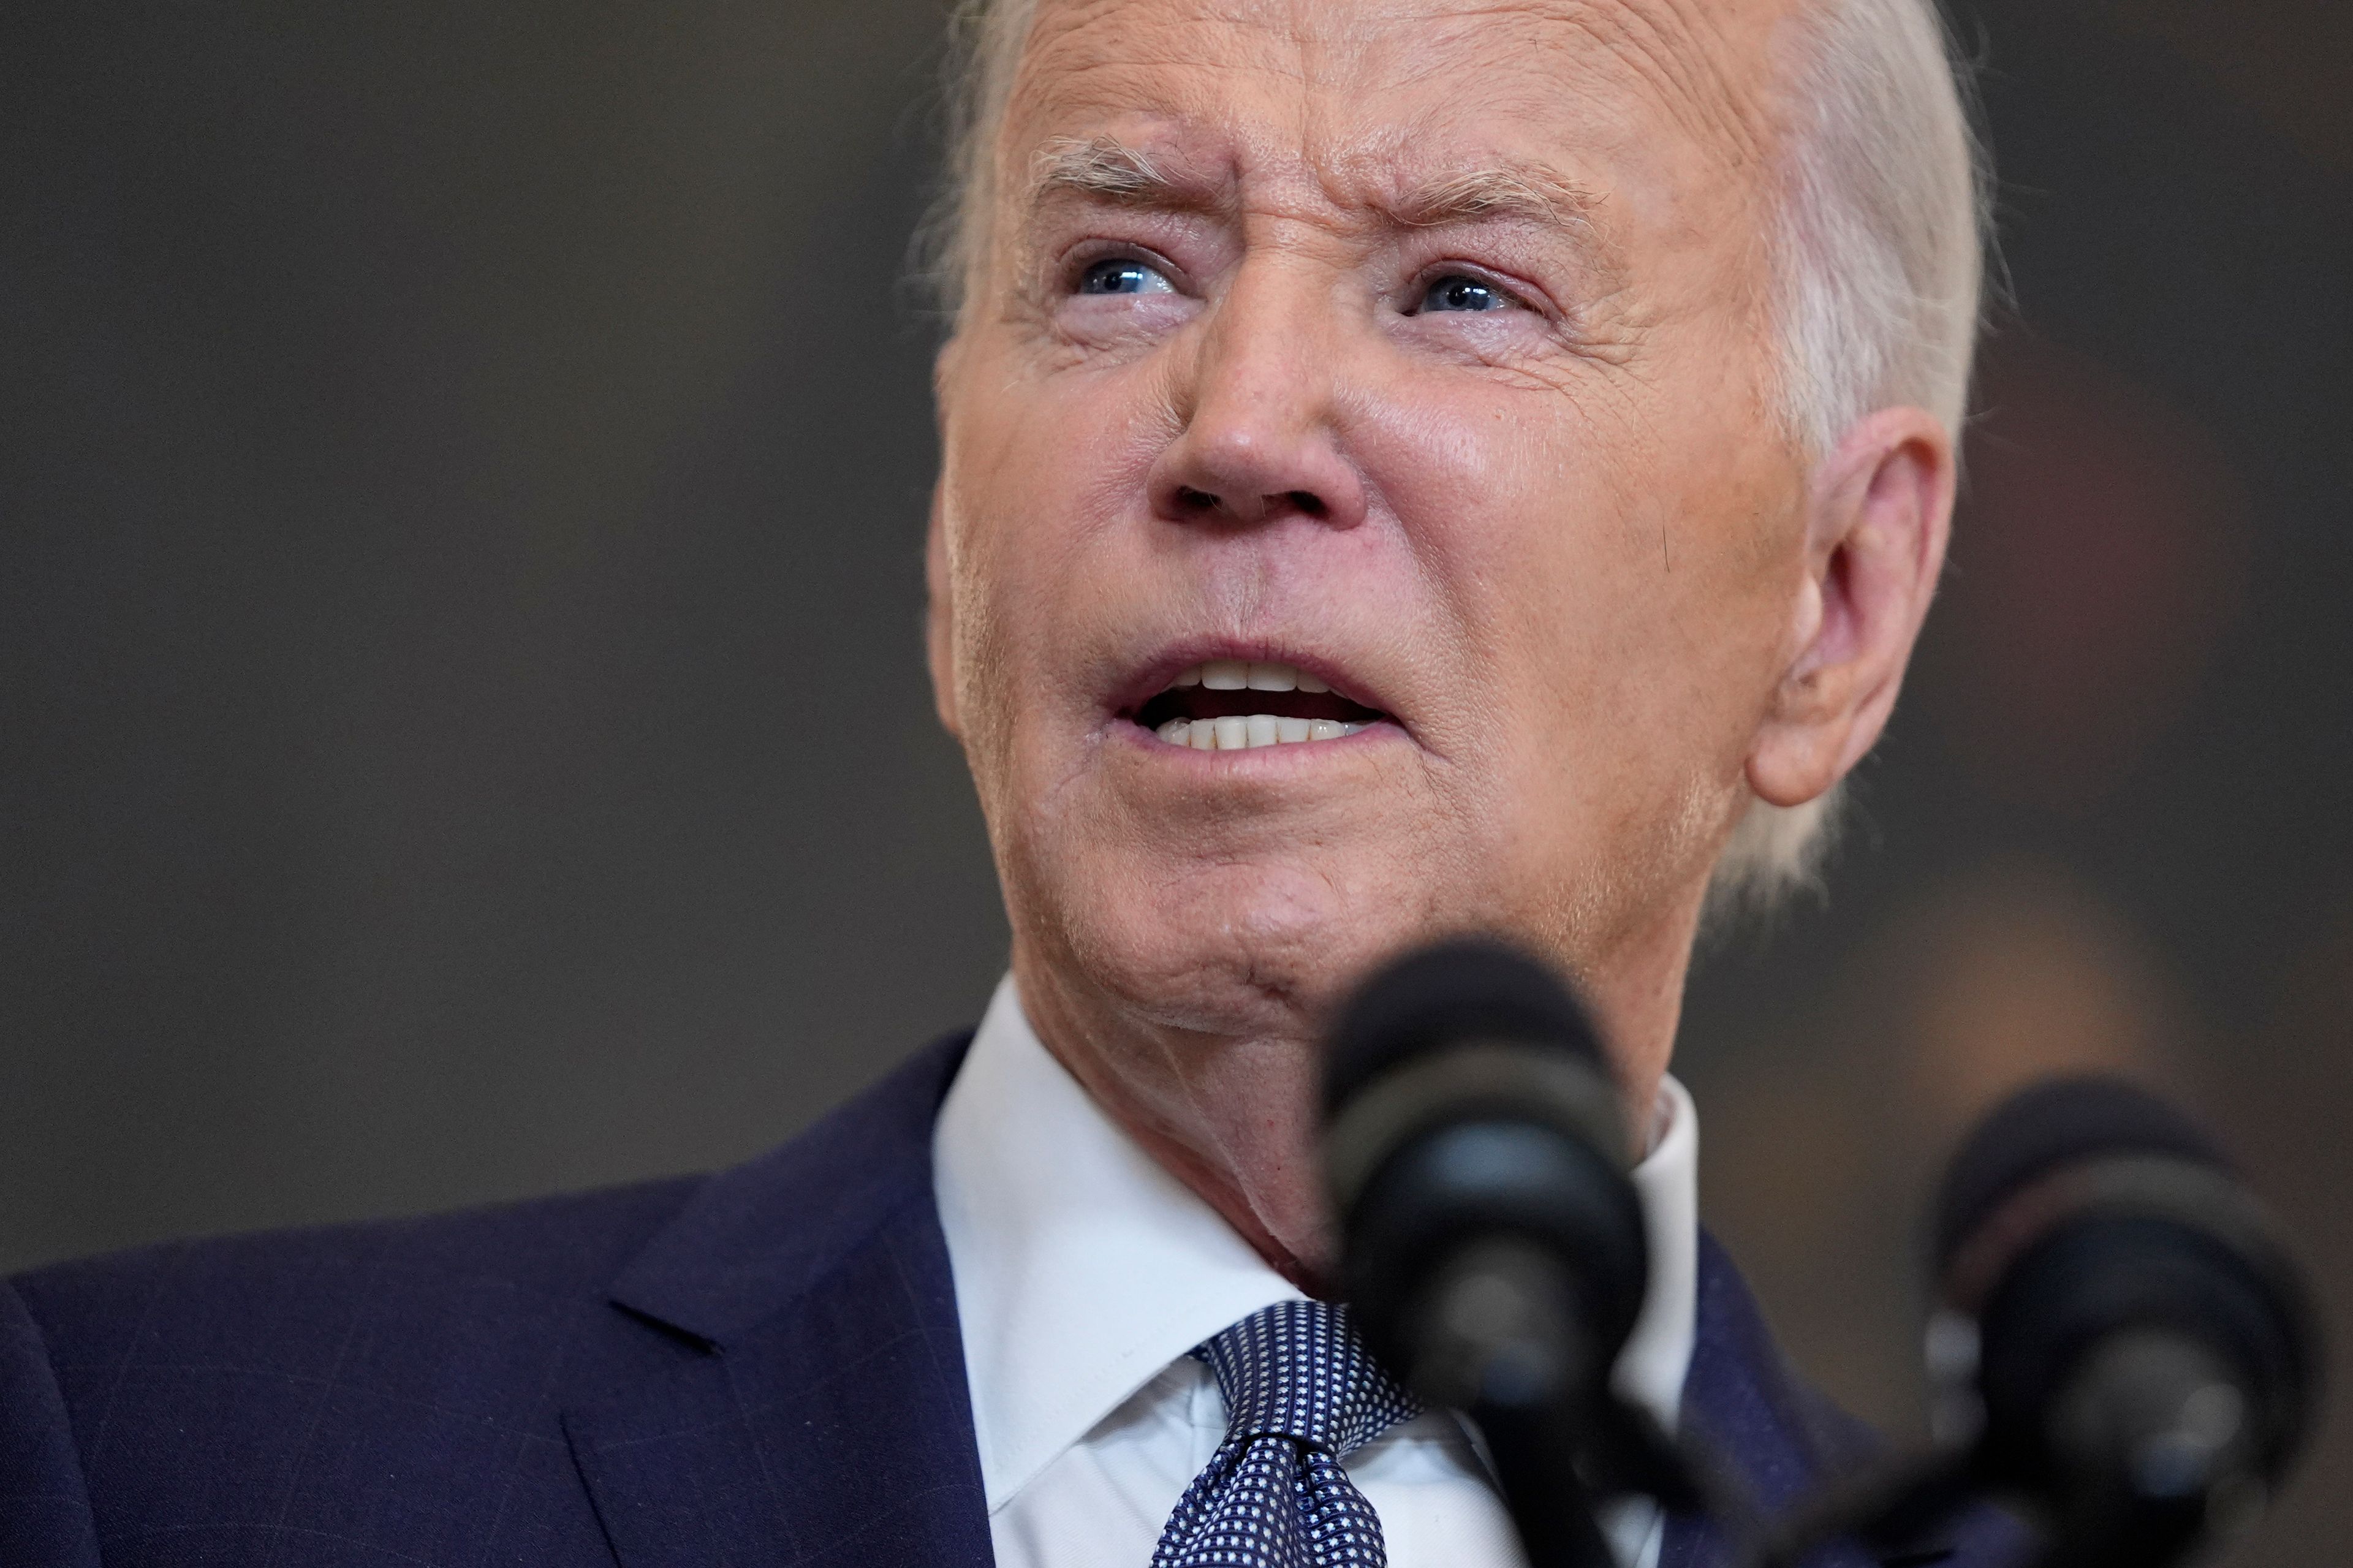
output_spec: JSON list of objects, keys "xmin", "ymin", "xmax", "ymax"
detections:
[{"xmin": 1193, "ymin": 1299, "xmax": 1421, "ymax": 1458}]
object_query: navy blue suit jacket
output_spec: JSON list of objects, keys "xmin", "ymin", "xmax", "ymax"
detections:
[{"xmin": 1, "ymin": 1036, "xmax": 2028, "ymax": 1566}]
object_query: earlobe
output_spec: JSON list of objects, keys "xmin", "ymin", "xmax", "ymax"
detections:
[{"xmin": 1747, "ymin": 407, "xmax": 1957, "ymax": 809}]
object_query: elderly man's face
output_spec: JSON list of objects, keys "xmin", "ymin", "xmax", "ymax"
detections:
[{"xmin": 933, "ymin": 0, "xmax": 1817, "ymax": 1051}]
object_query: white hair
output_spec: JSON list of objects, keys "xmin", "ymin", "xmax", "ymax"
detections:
[
  {"xmin": 923, "ymin": 0, "xmax": 1991, "ymax": 917},
  {"xmin": 1711, "ymin": 0, "xmax": 1990, "ymax": 919}
]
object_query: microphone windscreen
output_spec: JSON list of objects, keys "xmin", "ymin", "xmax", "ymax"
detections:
[
  {"xmin": 1927, "ymin": 1072, "xmax": 2322, "ymax": 1555},
  {"xmin": 1933, "ymin": 1075, "xmax": 2226, "ymax": 1270},
  {"xmin": 1322, "ymin": 935, "xmax": 1602, "ymax": 1117}
]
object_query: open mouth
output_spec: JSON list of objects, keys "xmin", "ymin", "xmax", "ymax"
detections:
[{"xmin": 1129, "ymin": 659, "xmax": 1390, "ymax": 751}]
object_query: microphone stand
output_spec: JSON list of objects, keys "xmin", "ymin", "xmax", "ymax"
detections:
[
  {"xmin": 1482, "ymin": 1393, "xmax": 1762, "ymax": 1568},
  {"xmin": 1415, "ymin": 1237, "xmax": 1745, "ymax": 1568},
  {"xmin": 1746, "ymin": 1446, "xmax": 1980, "ymax": 1568}
]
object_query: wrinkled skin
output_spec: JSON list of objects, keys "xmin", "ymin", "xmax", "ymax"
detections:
[{"xmin": 926, "ymin": 0, "xmax": 1955, "ymax": 1287}]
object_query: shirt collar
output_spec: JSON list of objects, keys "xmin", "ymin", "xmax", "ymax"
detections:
[{"xmin": 933, "ymin": 974, "xmax": 1699, "ymax": 1513}]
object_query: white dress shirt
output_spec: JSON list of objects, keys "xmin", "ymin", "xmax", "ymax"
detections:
[{"xmin": 934, "ymin": 975, "xmax": 1699, "ymax": 1568}]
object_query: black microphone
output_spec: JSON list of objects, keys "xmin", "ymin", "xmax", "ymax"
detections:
[
  {"xmin": 1322, "ymin": 936, "xmax": 1693, "ymax": 1568},
  {"xmin": 1923, "ymin": 1075, "xmax": 2322, "ymax": 1568}
]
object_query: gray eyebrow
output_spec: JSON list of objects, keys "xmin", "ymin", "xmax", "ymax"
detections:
[
  {"xmin": 1390, "ymin": 162, "xmax": 1604, "ymax": 238},
  {"xmin": 1030, "ymin": 135, "xmax": 1199, "ymax": 205},
  {"xmin": 1028, "ymin": 134, "xmax": 1603, "ymax": 248}
]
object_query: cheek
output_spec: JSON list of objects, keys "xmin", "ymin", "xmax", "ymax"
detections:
[
  {"xmin": 1351, "ymin": 368, "xmax": 1795, "ymax": 856},
  {"xmin": 945, "ymin": 358, "xmax": 1149, "ymax": 626},
  {"xmin": 1351, "ymin": 375, "xmax": 1671, "ymax": 708},
  {"xmin": 939, "ymin": 355, "xmax": 1175, "ymax": 784}
]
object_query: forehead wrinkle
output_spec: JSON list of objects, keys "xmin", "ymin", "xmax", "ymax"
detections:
[
  {"xmin": 1548, "ymin": 0, "xmax": 1783, "ymax": 173},
  {"xmin": 1335, "ymin": 0, "xmax": 1786, "ymax": 180},
  {"xmin": 1010, "ymin": 0, "xmax": 1315, "ymax": 130},
  {"xmin": 1001, "ymin": 0, "xmax": 1786, "ymax": 300},
  {"xmin": 1015, "ymin": 0, "xmax": 1787, "ymax": 171},
  {"xmin": 1001, "ymin": 9, "xmax": 1315, "ymax": 227}
]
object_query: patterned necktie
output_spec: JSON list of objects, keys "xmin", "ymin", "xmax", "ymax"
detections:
[{"xmin": 1151, "ymin": 1298, "xmax": 1423, "ymax": 1567}]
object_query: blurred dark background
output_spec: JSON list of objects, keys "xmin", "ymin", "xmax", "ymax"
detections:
[{"xmin": 4, "ymin": 0, "xmax": 2347, "ymax": 1559}]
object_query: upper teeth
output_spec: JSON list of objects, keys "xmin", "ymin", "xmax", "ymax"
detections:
[
  {"xmin": 1153, "ymin": 659, "xmax": 1364, "ymax": 751},
  {"xmin": 1178, "ymin": 659, "xmax": 1331, "ymax": 694}
]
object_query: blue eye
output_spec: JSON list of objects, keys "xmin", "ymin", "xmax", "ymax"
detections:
[
  {"xmin": 1078, "ymin": 257, "xmax": 1176, "ymax": 296},
  {"xmin": 1419, "ymin": 274, "xmax": 1512, "ymax": 313}
]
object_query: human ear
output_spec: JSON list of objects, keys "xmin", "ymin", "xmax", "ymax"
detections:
[
  {"xmin": 925, "ymin": 336, "xmax": 968, "ymax": 741},
  {"xmin": 925, "ymin": 477, "xmax": 962, "ymax": 740},
  {"xmin": 1746, "ymin": 405, "xmax": 1957, "ymax": 808}
]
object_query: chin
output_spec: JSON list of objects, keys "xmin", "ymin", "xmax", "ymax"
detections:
[{"xmin": 1042, "ymin": 850, "xmax": 1427, "ymax": 1041}]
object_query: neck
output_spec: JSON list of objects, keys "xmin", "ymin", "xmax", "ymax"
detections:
[{"xmin": 1007, "ymin": 903, "xmax": 1702, "ymax": 1291}]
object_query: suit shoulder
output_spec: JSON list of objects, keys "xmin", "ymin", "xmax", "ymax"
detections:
[{"xmin": 8, "ymin": 1173, "xmax": 706, "ymax": 1372}]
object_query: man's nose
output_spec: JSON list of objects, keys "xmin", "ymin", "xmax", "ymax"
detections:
[{"xmin": 1146, "ymin": 264, "xmax": 1368, "ymax": 531}]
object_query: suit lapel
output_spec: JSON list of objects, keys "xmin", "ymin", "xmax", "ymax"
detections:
[
  {"xmin": 563, "ymin": 1036, "xmax": 993, "ymax": 1568},
  {"xmin": 1661, "ymin": 1233, "xmax": 1880, "ymax": 1568},
  {"xmin": 1660, "ymin": 1235, "xmax": 2033, "ymax": 1568},
  {"xmin": 561, "ymin": 1043, "xmax": 1993, "ymax": 1568}
]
